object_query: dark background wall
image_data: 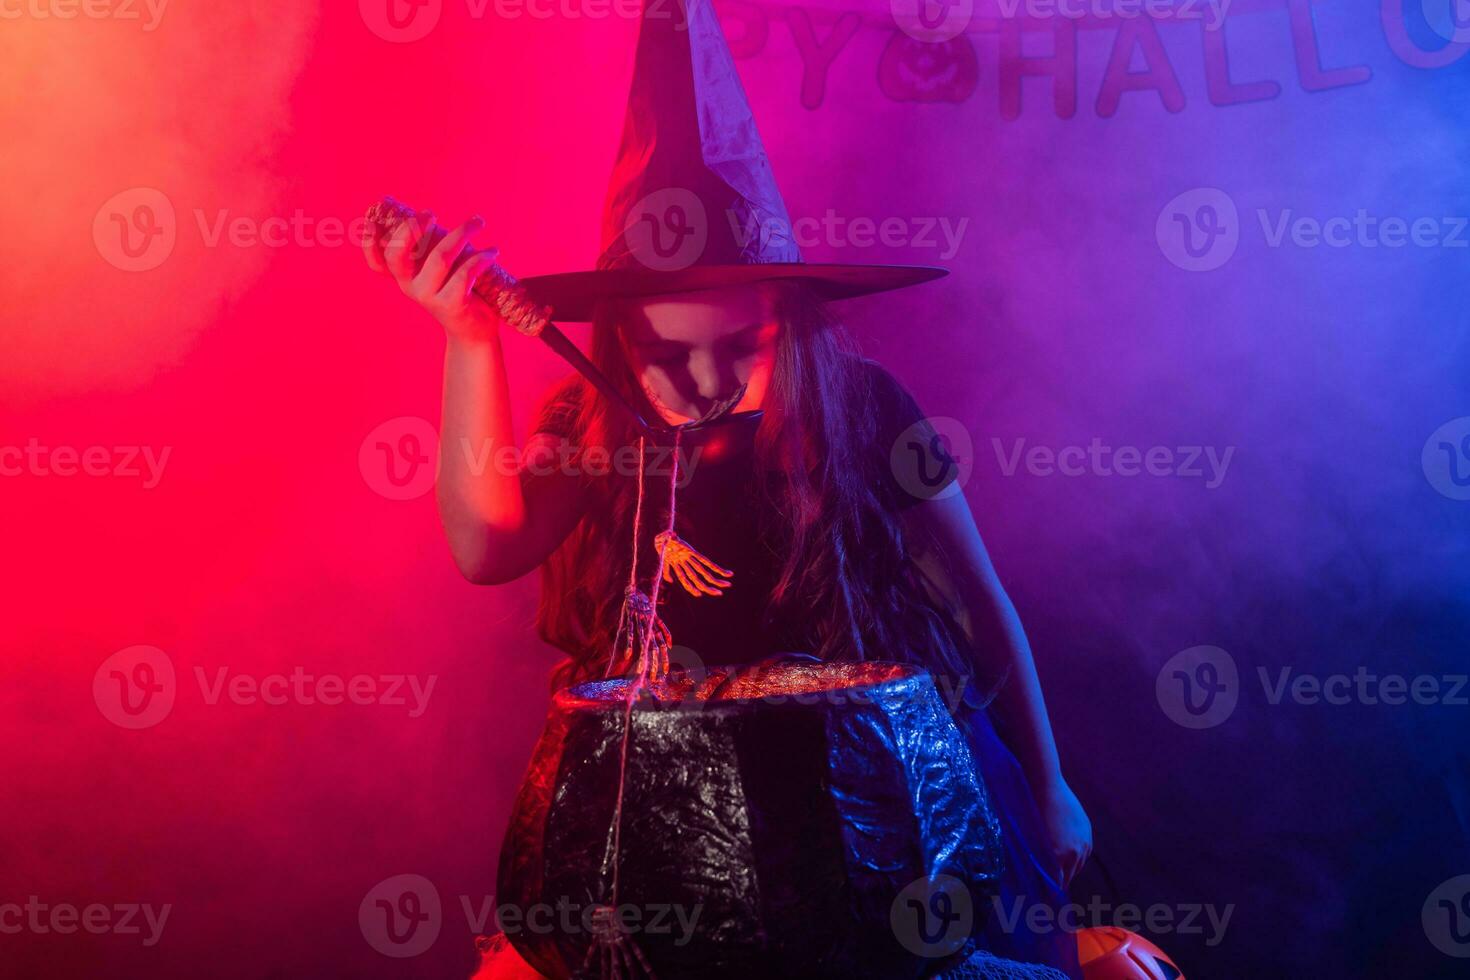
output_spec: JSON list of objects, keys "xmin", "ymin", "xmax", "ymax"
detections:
[{"xmin": 2, "ymin": 1, "xmax": 1467, "ymax": 977}]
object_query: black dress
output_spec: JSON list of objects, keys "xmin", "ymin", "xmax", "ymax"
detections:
[
  {"xmin": 529, "ymin": 358, "xmax": 954, "ymax": 669},
  {"xmin": 528, "ymin": 358, "xmax": 1083, "ymax": 977}
]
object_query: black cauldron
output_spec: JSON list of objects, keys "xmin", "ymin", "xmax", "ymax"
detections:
[{"xmin": 496, "ymin": 661, "xmax": 1003, "ymax": 979}]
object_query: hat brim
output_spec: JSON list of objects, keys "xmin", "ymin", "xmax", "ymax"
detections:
[{"xmin": 519, "ymin": 263, "xmax": 947, "ymax": 322}]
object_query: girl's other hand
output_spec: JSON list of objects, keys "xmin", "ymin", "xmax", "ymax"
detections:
[
  {"xmin": 1038, "ymin": 777, "xmax": 1093, "ymax": 888},
  {"xmin": 363, "ymin": 209, "xmax": 506, "ymax": 344}
]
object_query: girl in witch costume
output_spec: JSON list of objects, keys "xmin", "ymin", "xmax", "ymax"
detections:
[{"xmin": 363, "ymin": 1, "xmax": 1089, "ymax": 975}]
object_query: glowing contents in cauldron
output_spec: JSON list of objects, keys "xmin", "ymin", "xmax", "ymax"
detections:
[{"xmin": 566, "ymin": 661, "xmax": 911, "ymax": 707}]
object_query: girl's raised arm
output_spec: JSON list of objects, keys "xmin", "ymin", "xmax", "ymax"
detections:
[{"xmin": 364, "ymin": 210, "xmax": 586, "ymax": 583}]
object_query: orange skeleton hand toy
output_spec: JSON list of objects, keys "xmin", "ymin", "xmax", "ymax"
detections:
[{"xmin": 654, "ymin": 531, "xmax": 733, "ymax": 597}]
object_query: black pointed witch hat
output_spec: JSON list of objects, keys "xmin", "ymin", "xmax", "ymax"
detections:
[{"xmin": 520, "ymin": 0, "xmax": 946, "ymax": 321}]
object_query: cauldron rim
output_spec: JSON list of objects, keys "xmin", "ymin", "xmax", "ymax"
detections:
[{"xmin": 555, "ymin": 660, "xmax": 933, "ymax": 711}]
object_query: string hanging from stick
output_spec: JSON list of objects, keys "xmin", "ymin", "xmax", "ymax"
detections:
[
  {"xmin": 588, "ymin": 387, "xmax": 744, "ymax": 978},
  {"xmin": 588, "ymin": 431, "xmax": 682, "ymax": 980},
  {"xmin": 606, "ymin": 436, "xmax": 648, "ymax": 679}
]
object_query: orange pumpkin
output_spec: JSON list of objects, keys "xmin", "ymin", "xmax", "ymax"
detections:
[
  {"xmin": 1076, "ymin": 926, "xmax": 1185, "ymax": 980},
  {"xmin": 470, "ymin": 934, "xmax": 548, "ymax": 980}
]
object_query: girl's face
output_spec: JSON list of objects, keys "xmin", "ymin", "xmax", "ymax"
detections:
[{"xmin": 620, "ymin": 284, "xmax": 779, "ymax": 424}]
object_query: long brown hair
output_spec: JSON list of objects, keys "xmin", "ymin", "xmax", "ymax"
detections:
[{"xmin": 536, "ymin": 283, "xmax": 974, "ymax": 691}]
